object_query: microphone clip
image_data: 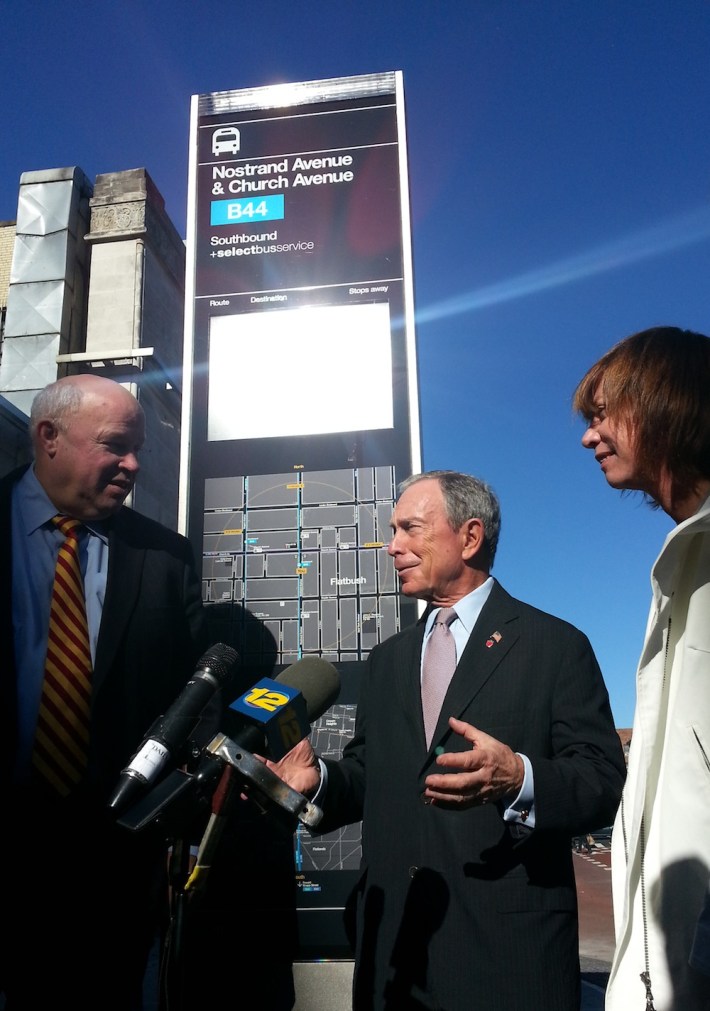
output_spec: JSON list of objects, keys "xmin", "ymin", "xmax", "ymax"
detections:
[{"xmin": 204, "ymin": 732, "xmax": 323, "ymax": 829}]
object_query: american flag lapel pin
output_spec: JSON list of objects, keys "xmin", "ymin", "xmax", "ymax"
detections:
[{"xmin": 485, "ymin": 631, "xmax": 502, "ymax": 648}]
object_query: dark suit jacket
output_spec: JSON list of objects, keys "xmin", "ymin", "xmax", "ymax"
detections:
[
  {"xmin": 318, "ymin": 580, "xmax": 626, "ymax": 1011},
  {"xmin": 0, "ymin": 465, "xmax": 209, "ymax": 794},
  {"xmin": 0, "ymin": 465, "xmax": 210, "ymax": 1008}
]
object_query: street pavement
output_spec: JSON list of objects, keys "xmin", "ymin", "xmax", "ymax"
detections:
[{"xmin": 577, "ymin": 841, "xmax": 614, "ymax": 1010}]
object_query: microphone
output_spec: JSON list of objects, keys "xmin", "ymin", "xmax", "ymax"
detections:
[
  {"xmin": 115, "ymin": 655, "xmax": 340, "ymax": 836},
  {"xmin": 108, "ymin": 642, "xmax": 239, "ymax": 815},
  {"xmin": 182, "ymin": 656, "xmax": 341, "ymax": 875},
  {"xmin": 224, "ymin": 654, "xmax": 341, "ymax": 759}
]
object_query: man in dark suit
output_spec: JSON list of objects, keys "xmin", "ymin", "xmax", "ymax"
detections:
[
  {"xmin": 271, "ymin": 470, "xmax": 626, "ymax": 1011},
  {"xmin": 0, "ymin": 374, "xmax": 210, "ymax": 1010}
]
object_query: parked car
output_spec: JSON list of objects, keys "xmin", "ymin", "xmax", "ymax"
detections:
[{"xmin": 590, "ymin": 826, "xmax": 613, "ymax": 847}]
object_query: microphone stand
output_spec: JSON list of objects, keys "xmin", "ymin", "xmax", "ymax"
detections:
[
  {"xmin": 129, "ymin": 734, "xmax": 322, "ymax": 1011},
  {"xmin": 160, "ymin": 835, "xmax": 192, "ymax": 1011}
]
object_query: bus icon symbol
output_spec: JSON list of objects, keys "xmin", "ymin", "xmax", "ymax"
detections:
[{"xmin": 212, "ymin": 127, "xmax": 240, "ymax": 157}]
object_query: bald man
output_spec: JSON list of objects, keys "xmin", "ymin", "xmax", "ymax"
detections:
[{"xmin": 0, "ymin": 375, "xmax": 209, "ymax": 1010}]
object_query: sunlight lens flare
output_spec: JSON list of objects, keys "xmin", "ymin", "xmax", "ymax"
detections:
[{"xmin": 415, "ymin": 204, "xmax": 710, "ymax": 324}]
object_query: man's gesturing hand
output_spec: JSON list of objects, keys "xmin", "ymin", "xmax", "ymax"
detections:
[{"xmin": 423, "ymin": 717, "xmax": 524, "ymax": 808}]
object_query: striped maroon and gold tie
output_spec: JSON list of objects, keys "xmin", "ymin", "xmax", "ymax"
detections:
[{"xmin": 32, "ymin": 515, "xmax": 92, "ymax": 795}]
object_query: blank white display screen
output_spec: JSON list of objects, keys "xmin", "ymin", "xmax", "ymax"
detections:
[{"xmin": 207, "ymin": 302, "xmax": 394, "ymax": 441}]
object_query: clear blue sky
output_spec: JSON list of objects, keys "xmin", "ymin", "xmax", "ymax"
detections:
[{"xmin": 4, "ymin": 1, "xmax": 710, "ymax": 727}]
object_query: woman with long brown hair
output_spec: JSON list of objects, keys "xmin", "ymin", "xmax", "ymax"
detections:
[{"xmin": 574, "ymin": 326, "xmax": 710, "ymax": 1011}]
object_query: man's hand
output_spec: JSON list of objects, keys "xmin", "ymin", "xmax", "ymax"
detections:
[
  {"xmin": 265, "ymin": 738, "xmax": 321, "ymax": 797},
  {"xmin": 423, "ymin": 717, "xmax": 524, "ymax": 808}
]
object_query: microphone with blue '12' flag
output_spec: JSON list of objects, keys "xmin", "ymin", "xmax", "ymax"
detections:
[
  {"xmin": 223, "ymin": 654, "xmax": 341, "ymax": 759},
  {"xmin": 183, "ymin": 655, "xmax": 341, "ymax": 891}
]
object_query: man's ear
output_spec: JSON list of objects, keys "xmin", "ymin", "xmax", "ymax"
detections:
[
  {"xmin": 461, "ymin": 517, "xmax": 485, "ymax": 560},
  {"xmin": 35, "ymin": 419, "xmax": 60, "ymax": 458}
]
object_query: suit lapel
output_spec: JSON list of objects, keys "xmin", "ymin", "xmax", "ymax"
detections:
[
  {"xmin": 93, "ymin": 510, "xmax": 145, "ymax": 697},
  {"xmin": 427, "ymin": 583, "xmax": 520, "ymax": 750},
  {"xmin": 398, "ymin": 617, "xmax": 428, "ymax": 711},
  {"xmin": 393, "ymin": 619, "xmax": 429, "ymax": 745}
]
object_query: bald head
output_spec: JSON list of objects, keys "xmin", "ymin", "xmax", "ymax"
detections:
[{"xmin": 31, "ymin": 375, "xmax": 145, "ymax": 521}]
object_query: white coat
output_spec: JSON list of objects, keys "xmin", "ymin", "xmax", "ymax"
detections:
[{"xmin": 606, "ymin": 494, "xmax": 710, "ymax": 1010}]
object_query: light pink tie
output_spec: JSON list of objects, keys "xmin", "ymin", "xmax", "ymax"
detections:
[{"xmin": 421, "ymin": 607, "xmax": 457, "ymax": 747}]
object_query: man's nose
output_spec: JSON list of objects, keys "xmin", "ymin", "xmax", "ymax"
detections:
[{"xmin": 122, "ymin": 452, "xmax": 141, "ymax": 473}]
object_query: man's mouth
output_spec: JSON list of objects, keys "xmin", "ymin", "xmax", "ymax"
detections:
[{"xmin": 108, "ymin": 480, "xmax": 132, "ymax": 495}]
